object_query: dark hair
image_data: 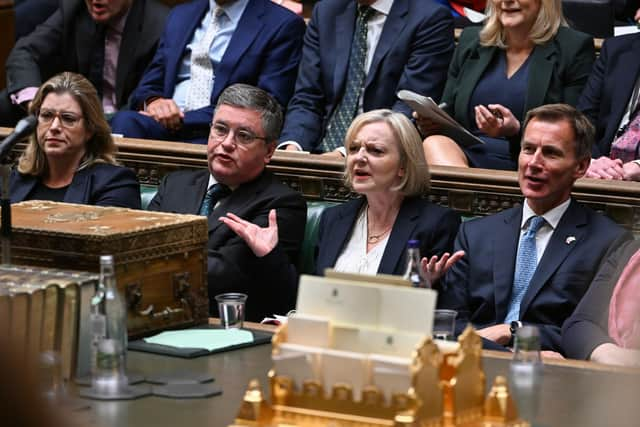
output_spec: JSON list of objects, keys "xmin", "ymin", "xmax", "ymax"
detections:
[
  {"xmin": 214, "ymin": 84, "xmax": 283, "ymax": 143},
  {"xmin": 20, "ymin": 72, "xmax": 116, "ymax": 176},
  {"xmin": 522, "ymin": 103, "xmax": 594, "ymax": 161}
]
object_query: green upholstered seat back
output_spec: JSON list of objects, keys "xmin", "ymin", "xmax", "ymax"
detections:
[{"xmin": 299, "ymin": 201, "xmax": 339, "ymax": 275}]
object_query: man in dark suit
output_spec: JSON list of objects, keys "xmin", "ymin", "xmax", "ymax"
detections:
[
  {"xmin": 278, "ymin": 0, "xmax": 454, "ymax": 154},
  {"xmin": 435, "ymin": 104, "xmax": 631, "ymax": 354},
  {"xmin": 110, "ymin": 0, "xmax": 305, "ymax": 144},
  {"xmin": 1, "ymin": 0, "xmax": 169, "ymax": 126},
  {"xmin": 148, "ymin": 84, "xmax": 306, "ymax": 322},
  {"xmin": 578, "ymin": 33, "xmax": 640, "ymax": 181}
]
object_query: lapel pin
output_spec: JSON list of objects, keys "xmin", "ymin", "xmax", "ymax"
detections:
[{"xmin": 565, "ymin": 236, "xmax": 576, "ymax": 245}]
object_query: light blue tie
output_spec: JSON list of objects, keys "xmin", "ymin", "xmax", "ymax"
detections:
[
  {"xmin": 505, "ymin": 216, "xmax": 546, "ymax": 323},
  {"xmin": 199, "ymin": 183, "xmax": 230, "ymax": 216},
  {"xmin": 320, "ymin": 5, "xmax": 374, "ymax": 152}
]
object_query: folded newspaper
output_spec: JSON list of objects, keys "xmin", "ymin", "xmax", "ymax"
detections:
[{"xmin": 397, "ymin": 89, "xmax": 484, "ymax": 148}]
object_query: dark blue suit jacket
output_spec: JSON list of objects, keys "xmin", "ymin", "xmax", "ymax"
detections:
[
  {"xmin": 577, "ymin": 33, "xmax": 640, "ymax": 157},
  {"xmin": 280, "ymin": 0, "xmax": 454, "ymax": 152},
  {"xmin": 438, "ymin": 199, "xmax": 631, "ymax": 353},
  {"xmin": 314, "ymin": 196, "xmax": 460, "ymax": 276},
  {"xmin": 129, "ymin": 0, "xmax": 305, "ymax": 125},
  {"xmin": 10, "ymin": 163, "xmax": 141, "ymax": 209}
]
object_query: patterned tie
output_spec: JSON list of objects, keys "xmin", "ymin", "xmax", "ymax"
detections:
[
  {"xmin": 320, "ymin": 5, "xmax": 374, "ymax": 152},
  {"xmin": 199, "ymin": 183, "xmax": 231, "ymax": 216},
  {"xmin": 610, "ymin": 109, "xmax": 640, "ymax": 163},
  {"xmin": 184, "ymin": 6, "xmax": 225, "ymax": 111},
  {"xmin": 505, "ymin": 216, "xmax": 546, "ymax": 323}
]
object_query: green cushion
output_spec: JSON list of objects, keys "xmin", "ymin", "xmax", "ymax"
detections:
[
  {"xmin": 140, "ymin": 184, "xmax": 158, "ymax": 210},
  {"xmin": 298, "ymin": 200, "xmax": 339, "ymax": 275}
]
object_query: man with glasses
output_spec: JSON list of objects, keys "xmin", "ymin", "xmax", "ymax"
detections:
[{"xmin": 148, "ymin": 84, "xmax": 306, "ymax": 321}]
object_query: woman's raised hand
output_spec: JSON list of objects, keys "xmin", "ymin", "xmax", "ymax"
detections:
[{"xmin": 475, "ymin": 104, "xmax": 520, "ymax": 138}]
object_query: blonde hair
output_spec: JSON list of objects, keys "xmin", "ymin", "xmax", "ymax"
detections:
[
  {"xmin": 479, "ymin": 0, "xmax": 566, "ymax": 48},
  {"xmin": 343, "ymin": 109, "xmax": 430, "ymax": 197},
  {"xmin": 18, "ymin": 72, "xmax": 117, "ymax": 176}
]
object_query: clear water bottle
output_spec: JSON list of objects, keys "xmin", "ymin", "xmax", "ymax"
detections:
[
  {"xmin": 403, "ymin": 240, "xmax": 431, "ymax": 288},
  {"xmin": 509, "ymin": 325, "xmax": 542, "ymax": 424},
  {"xmin": 91, "ymin": 255, "xmax": 128, "ymax": 392}
]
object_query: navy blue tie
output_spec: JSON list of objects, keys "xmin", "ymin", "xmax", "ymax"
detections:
[
  {"xmin": 320, "ymin": 5, "xmax": 374, "ymax": 152},
  {"xmin": 505, "ymin": 216, "xmax": 546, "ymax": 323},
  {"xmin": 199, "ymin": 183, "xmax": 231, "ymax": 216}
]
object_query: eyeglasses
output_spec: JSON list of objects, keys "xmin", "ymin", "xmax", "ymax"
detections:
[
  {"xmin": 209, "ymin": 122, "xmax": 267, "ymax": 146},
  {"xmin": 37, "ymin": 109, "xmax": 83, "ymax": 128}
]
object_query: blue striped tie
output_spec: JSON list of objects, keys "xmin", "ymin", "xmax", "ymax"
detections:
[
  {"xmin": 199, "ymin": 183, "xmax": 231, "ymax": 216},
  {"xmin": 320, "ymin": 5, "xmax": 374, "ymax": 152},
  {"xmin": 505, "ymin": 216, "xmax": 546, "ymax": 323}
]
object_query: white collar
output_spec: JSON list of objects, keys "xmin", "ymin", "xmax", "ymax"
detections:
[{"xmin": 521, "ymin": 198, "xmax": 571, "ymax": 230}]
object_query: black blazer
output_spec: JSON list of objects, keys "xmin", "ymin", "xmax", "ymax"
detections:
[
  {"xmin": 577, "ymin": 33, "xmax": 640, "ymax": 157},
  {"xmin": 10, "ymin": 163, "xmax": 141, "ymax": 209},
  {"xmin": 441, "ymin": 26, "xmax": 595, "ymax": 157},
  {"xmin": 314, "ymin": 196, "xmax": 460, "ymax": 276},
  {"xmin": 148, "ymin": 169, "xmax": 307, "ymax": 322},
  {"xmin": 6, "ymin": 0, "xmax": 169, "ymax": 109},
  {"xmin": 439, "ymin": 199, "xmax": 631, "ymax": 353}
]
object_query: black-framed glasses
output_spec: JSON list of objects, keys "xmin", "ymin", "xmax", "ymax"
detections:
[
  {"xmin": 209, "ymin": 122, "xmax": 267, "ymax": 146},
  {"xmin": 37, "ymin": 109, "xmax": 83, "ymax": 128}
]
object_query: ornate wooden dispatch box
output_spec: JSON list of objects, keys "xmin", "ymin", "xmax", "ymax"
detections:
[
  {"xmin": 7, "ymin": 201, "xmax": 209, "ymax": 338},
  {"xmin": 0, "ymin": 266, "xmax": 98, "ymax": 380}
]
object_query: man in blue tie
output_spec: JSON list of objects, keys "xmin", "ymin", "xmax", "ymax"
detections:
[
  {"xmin": 148, "ymin": 84, "xmax": 307, "ymax": 322},
  {"xmin": 433, "ymin": 104, "xmax": 631, "ymax": 354}
]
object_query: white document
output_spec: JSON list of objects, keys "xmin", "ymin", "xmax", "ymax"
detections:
[
  {"xmin": 397, "ymin": 89, "xmax": 484, "ymax": 148},
  {"xmin": 369, "ymin": 354, "xmax": 411, "ymax": 397},
  {"xmin": 296, "ymin": 275, "xmax": 380, "ymax": 328},
  {"xmin": 322, "ymin": 348, "xmax": 370, "ymax": 400},
  {"xmin": 287, "ymin": 313, "xmax": 332, "ymax": 348}
]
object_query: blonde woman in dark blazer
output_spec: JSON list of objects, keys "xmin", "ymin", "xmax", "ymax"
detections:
[{"xmin": 416, "ymin": 0, "xmax": 595, "ymax": 170}]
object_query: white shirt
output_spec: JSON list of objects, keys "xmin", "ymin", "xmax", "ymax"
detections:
[
  {"xmin": 518, "ymin": 198, "xmax": 571, "ymax": 263},
  {"xmin": 333, "ymin": 205, "xmax": 390, "ymax": 275},
  {"xmin": 172, "ymin": 0, "xmax": 249, "ymax": 110}
]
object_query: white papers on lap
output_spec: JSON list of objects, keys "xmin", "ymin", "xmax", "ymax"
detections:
[{"xmin": 397, "ymin": 89, "xmax": 484, "ymax": 148}]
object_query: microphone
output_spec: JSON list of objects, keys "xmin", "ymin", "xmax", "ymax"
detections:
[{"xmin": 0, "ymin": 115, "xmax": 37, "ymax": 163}]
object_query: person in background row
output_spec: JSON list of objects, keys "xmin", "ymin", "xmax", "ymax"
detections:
[
  {"xmin": 1, "ymin": 0, "xmax": 169, "ymax": 126},
  {"xmin": 278, "ymin": 0, "xmax": 455, "ymax": 155},
  {"xmin": 428, "ymin": 104, "xmax": 630, "ymax": 354},
  {"xmin": 562, "ymin": 236, "xmax": 640, "ymax": 367},
  {"xmin": 416, "ymin": 0, "xmax": 595, "ymax": 171},
  {"xmin": 11, "ymin": 72, "xmax": 141, "ymax": 209},
  {"xmin": 225, "ymin": 109, "xmax": 460, "ymax": 281},
  {"xmin": 110, "ymin": 0, "xmax": 305, "ymax": 145},
  {"xmin": 578, "ymin": 33, "xmax": 640, "ymax": 181},
  {"xmin": 148, "ymin": 84, "xmax": 306, "ymax": 322}
]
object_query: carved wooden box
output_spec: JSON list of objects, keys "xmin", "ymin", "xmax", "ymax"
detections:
[{"xmin": 7, "ymin": 201, "xmax": 209, "ymax": 338}]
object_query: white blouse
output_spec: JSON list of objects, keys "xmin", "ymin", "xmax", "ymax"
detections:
[{"xmin": 333, "ymin": 206, "xmax": 390, "ymax": 275}]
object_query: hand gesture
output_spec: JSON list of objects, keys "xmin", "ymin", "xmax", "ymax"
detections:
[
  {"xmin": 476, "ymin": 324, "xmax": 512, "ymax": 345},
  {"xmin": 475, "ymin": 104, "xmax": 520, "ymax": 138},
  {"xmin": 413, "ymin": 111, "xmax": 442, "ymax": 136},
  {"xmin": 420, "ymin": 250, "xmax": 465, "ymax": 284},
  {"xmin": 140, "ymin": 98, "xmax": 184, "ymax": 132},
  {"xmin": 622, "ymin": 160, "xmax": 640, "ymax": 181},
  {"xmin": 585, "ymin": 156, "xmax": 624, "ymax": 180},
  {"xmin": 219, "ymin": 209, "xmax": 279, "ymax": 258}
]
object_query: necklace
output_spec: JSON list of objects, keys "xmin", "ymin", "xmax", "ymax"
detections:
[{"xmin": 367, "ymin": 226, "xmax": 392, "ymax": 243}]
